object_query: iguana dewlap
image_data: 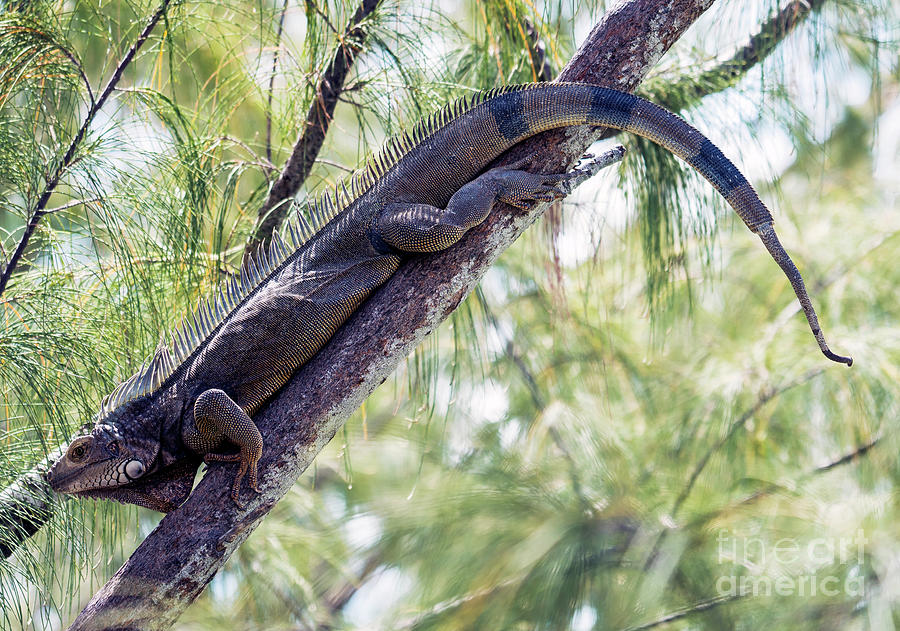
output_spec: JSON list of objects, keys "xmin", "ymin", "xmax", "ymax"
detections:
[{"xmin": 47, "ymin": 83, "xmax": 850, "ymax": 512}]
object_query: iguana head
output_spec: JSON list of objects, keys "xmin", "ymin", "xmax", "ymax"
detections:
[
  {"xmin": 47, "ymin": 393, "xmax": 201, "ymax": 513},
  {"xmin": 46, "ymin": 335, "xmax": 207, "ymax": 512},
  {"xmin": 47, "ymin": 400, "xmax": 160, "ymax": 494}
]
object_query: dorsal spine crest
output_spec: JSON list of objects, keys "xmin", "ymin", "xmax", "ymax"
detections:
[{"xmin": 97, "ymin": 85, "xmax": 544, "ymax": 420}]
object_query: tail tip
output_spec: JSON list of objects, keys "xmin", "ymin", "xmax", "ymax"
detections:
[{"xmin": 824, "ymin": 349, "xmax": 853, "ymax": 367}]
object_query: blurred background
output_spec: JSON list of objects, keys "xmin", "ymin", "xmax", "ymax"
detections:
[{"xmin": 0, "ymin": 0, "xmax": 898, "ymax": 628}]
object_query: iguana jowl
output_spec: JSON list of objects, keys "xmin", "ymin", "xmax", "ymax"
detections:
[{"xmin": 46, "ymin": 83, "xmax": 852, "ymax": 512}]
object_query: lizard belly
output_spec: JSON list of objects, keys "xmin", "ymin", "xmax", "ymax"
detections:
[{"xmin": 188, "ymin": 253, "xmax": 402, "ymax": 414}]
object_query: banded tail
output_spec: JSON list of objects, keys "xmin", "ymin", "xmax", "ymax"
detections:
[{"xmin": 450, "ymin": 84, "xmax": 850, "ymax": 365}]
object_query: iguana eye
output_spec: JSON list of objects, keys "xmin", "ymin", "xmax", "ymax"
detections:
[
  {"xmin": 108, "ymin": 440, "xmax": 120, "ymax": 456},
  {"xmin": 68, "ymin": 443, "xmax": 87, "ymax": 462}
]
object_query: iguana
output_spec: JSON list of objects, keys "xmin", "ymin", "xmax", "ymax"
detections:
[{"xmin": 46, "ymin": 83, "xmax": 852, "ymax": 512}]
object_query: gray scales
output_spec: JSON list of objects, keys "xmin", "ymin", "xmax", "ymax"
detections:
[{"xmin": 46, "ymin": 83, "xmax": 852, "ymax": 512}]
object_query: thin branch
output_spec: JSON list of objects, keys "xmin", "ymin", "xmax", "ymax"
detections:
[
  {"xmin": 67, "ymin": 2, "xmax": 718, "ymax": 628},
  {"xmin": 0, "ymin": 0, "xmax": 172, "ymax": 299},
  {"xmin": 624, "ymin": 0, "xmax": 829, "ymax": 117},
  {"xmin": 313, "ymin": 157, "xmax": 355, "ymax": 173},
  {"xmin": 265, "ymin": 0, "xmax": 290, "ymax": 172},
  {"xmin": 245, "ymin": 0, "xmax": 384, "ymax": 255},
  {"xmin": 504, "ymin": 339, "xmax": 591, "ymax": 507},
  {"xmin": 523, "ymin": 19, "xmax": 554, "ymax": 83},
  {"xmin": 16, "ymin": 23, "xmax": 96, "ymax": 106},
  {"xmin": 53, "ymin": 39, "xmax": 95, "ymax": 107},
  {"xmin": 619, "ymin": 594, "xmax": 744, "ymax": 631},
  {"xmin": 623, "ymin": 437, "xmax": 882, "ymax": 630},
  {"xmin": 812, "ymin": 436, "xmax": 881, "ymax": 474},
  {"xmin": 307, "ymin": 552, "xmax": 382, "ymax": 631},
  {"xmin": 395, "ymin": 577, "xmax": 520, "ymax": 631},
  {"xmin": 642, "ymin": 369, "xmax": 824, "ymax": 573},
  {"xmin": 727, "ymin": 435, "xmax": 883, "ymax": 510},
  {"xmin": 44, "ymin": 196, "xmax": 102, "ymax": 214},
  {"xmin": 505, "ymin": 341, "xmax": 545, "ymax": 409},
  {"xmin": 680, "ymin": 0, "xmax": 827, "ymax": 102},
  {"xmin": 212, "ymin": 134, "xmax": 276, "ymax": 170},
  {"xmin": 670, "ymin": 368, "xmax": 825, "ymax": 519},
  {"xmin": 309, "ymin": 1, "xmax": 341, "ymax": 36}
]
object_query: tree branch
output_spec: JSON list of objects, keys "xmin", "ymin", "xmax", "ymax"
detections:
[
  {"xmin": 0, "ymin": 450, "xmax": 60, "ymax": 559},
  {"xmin": 620, "ymin": 594, "xmax": 744, "ymax": 631},
  {"xmin": 245, "ymin": 0, "xmax": 384, "ymax": 256},
  {"xmin": 0, "ymin": 0, "xmax": 172, "ymax": 561},
  {"xmin": 725, "ymin": 435, "xmax": 883, "ymax": 511},
  {"xmin": 642, "ymin": 369, "xmax": 824, "ymax": 572},
  {"xmin": 621, "ymin": 436, "xmax": 881, "ymax": 631},
  {"xmin": 0, "ymin": 0, "xmax": 821, "ymax": 562},
  {"xmin": 0, "ymin": 0, "xmax": 172, "ymax": 299},
  {"xmin": 265, "ymin": 0, "xmax": 290, "ymax": 172},
  {"xmin": 649, "ymin": 0, "xmax": 828, "ymax": 107},
  {"xmin": 812, "ymin": 436, "xmax": 881, "ymax": 474},
  {"xmin": 396, "ymin": 577, "xmax": 521, "ymax": 631},
  {"xmin": 66, "ymin": 1, "xmax": 719, "ymax": 627},
  {"xmin": 669, "ymin": 368, "xmax": 825, "ymax": 519}
]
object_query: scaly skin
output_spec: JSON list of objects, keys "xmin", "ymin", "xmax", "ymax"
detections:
[{"xmin": 46, "ymin": 83, "xmax": 851, "ymax": 511}]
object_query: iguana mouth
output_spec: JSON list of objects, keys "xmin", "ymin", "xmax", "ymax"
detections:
[{"xmin": 48, "ymin": 458, "xmax": 145, "ymax": 493}]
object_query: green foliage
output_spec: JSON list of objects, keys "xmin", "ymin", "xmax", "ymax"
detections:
[{"xmin": 0, "ymin": 0, "xmax": 897, "ymax": 628}]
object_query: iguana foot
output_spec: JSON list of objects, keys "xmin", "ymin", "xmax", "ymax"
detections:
[
  {"xmin": 204, "ymin": 449, "xmax": 260, "ymax": 507},
  {"xmin": 189, "ymin": 388, "xmax": 264, "ymax": 507},
  {"xmin": 497, "ymin": 148, "xmax": 625, "ymax": 210}
]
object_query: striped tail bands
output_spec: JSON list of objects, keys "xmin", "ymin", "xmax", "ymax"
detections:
[{"xmin": 497, "ymin": 84, "xmax": 852, "ymax": 366}]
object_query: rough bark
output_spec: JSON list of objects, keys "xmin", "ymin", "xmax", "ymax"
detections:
[{"xmin": 69, "ymin": 0, "xmax": 717, "ymax": 628}]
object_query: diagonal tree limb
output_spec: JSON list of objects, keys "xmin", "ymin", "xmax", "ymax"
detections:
[
  {"xmin": 0, "ymin": 0, "xmax": 172, "ymax": 299},
  {"xmin": 0, "ymin": 0, "xmax": 376, "ymax": 560},
  {"xmin": 621, "ymin": 436, "xmax": 881, "ymax": 631},
  {"xmin": 0, "ymin": 0, "xmax": 173, "ymax": 561},
  {"xmin": 724, "ymin": 435, "xmax": 883, "ymax": 511},
  {"xmin": 669, "ymin": 368, "xmax": 826, "ymax": 520},
  {"xmin": 619, "ymin": 594, "xmax": 745, "ymax": 631},
  {"xmin": 396, "ymin": 576, "xmax": 522, "ymax": 631},
  {"xmin": 66, "ymin": 1, "xmax": 719, "ymax": 628},
  {"xmin": 811, "ymin": 436, "xmax": 881, "ymax": 474},
  {"xmin": 246, "ymin": 0, "xmax": 384, "ymax": 256},
  {"xmin": 592, "ymin": 0, "xmax": 830, "ymax": 134},
  {"xmin": 306, "ymin": 551, "xmax": 383, "ymax": 631}
]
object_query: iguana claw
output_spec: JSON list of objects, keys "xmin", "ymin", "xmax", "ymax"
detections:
[{"xmin": 204, "ymin": 449, "xmax": 261, "ymax": 507}]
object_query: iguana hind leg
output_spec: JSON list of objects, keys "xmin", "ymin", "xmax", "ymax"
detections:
[
  {"xmin": 189, "ymin": 388, "xmax": 262, "ymax": 506},
  {"xmin": 376, "ymin": 154, "xmax": 603, "ymax": 253}
]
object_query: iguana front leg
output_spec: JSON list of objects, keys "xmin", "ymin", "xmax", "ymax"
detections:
[
  {"xmin": 187, "ymin": 388, "xmax": 263, "ymax": 506},
  {"xmin": 376, "ymin": 154, "xmax": 604, "ymax": 253}
]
